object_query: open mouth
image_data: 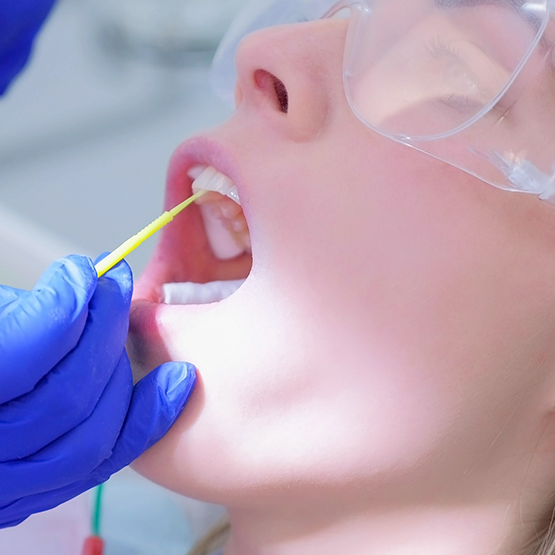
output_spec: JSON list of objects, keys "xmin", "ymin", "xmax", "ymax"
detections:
[
  {"xmin": 131, "ymin": 138, "xmax": 254, "ymax": 310},
  {"xmin": 160, "ymin": 164, "xmax": 252, "ymax": 305},
  {"xmin": 127, "ymin": 138, "xmax": 255, "ymax": 376}
]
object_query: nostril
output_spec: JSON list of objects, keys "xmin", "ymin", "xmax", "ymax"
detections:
[
  {"xmin": 254, "ymin": 69, "xmax": 289, "ymax": 114},
  {"xmin": 272, "ymin": 76, "xmax": 289, "ymax": 113}
]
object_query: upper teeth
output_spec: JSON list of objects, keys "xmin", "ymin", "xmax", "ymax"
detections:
[
  {"xmin": 189, "ymin": 166, "xmax": 241, "ymax": 205},
  {"xmin": 187, "ymin": 164, "xmax": 250, "ymax": 260}
]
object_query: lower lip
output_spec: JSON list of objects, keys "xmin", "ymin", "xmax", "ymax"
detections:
[
  {"xmin": 130, "ymin": 298, "xmax": 205, "ymax": 334},
  {"xmin": 128, "ymin": 296, "xmax": 214, "ymax": 374}
]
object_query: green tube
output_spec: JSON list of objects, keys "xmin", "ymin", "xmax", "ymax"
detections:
[{"xmin": 92, "ymin": 484, "xmax": 104, "ymax": 537}]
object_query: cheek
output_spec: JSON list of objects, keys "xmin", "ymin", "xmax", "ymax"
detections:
[
  {"xmin": 134, "ymin": 276, "xmax": 541, "ymax": 506},
  {"xmin": 236, "ymin": 137, "xmax": 552, "ymax": 458},
  {"xmin": 134, "ymin": 288, "xmax": 458, "ymax": 500},
  {"xmin": 134, "ymin": 126, "xmax": 555, "ymax": 501}
]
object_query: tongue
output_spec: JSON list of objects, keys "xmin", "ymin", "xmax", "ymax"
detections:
[{"xmin": 163, "ymin": 280, "xmax": 245, "ymax": 305}]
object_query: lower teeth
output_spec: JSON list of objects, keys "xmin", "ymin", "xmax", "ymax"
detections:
[{"xmin": 163, "ymin": 280, "xmax": 245, "ymax": 305}]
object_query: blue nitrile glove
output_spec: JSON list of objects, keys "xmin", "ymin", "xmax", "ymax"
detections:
[
  {"xmin": 0, "ymin": 255, "xmax": 197, "ymax": 527},
  {"xmin": 0, "ymin": 0, "xmax": 57, "ymax": 95}
]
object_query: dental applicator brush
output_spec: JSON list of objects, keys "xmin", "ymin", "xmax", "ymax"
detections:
[{"xmin": 94, "ymin": 190, "xmax": 206, "ymax": 278}]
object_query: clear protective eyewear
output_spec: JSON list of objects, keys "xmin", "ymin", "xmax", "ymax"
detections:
[{"xmin": 211, "ymin": 0, "xmax": 555, "ymax": 204}]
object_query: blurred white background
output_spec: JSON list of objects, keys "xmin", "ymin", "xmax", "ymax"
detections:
[
  {"xmin": 0, "ymin": 0, "xmax": 248, "ymax": 552},
  {"xmin": 0, "ymin": 0, "xmax": 245, "ymax": 288}
]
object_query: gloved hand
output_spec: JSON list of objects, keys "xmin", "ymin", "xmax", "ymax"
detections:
[
  {"xmin": 0, "ymin": 255, "xmax": 197, "ymax": 527},
  {"xmin": 0, "ymin": 0, "xmax": 57, "ymax": 95}
]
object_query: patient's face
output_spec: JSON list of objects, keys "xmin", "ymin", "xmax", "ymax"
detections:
[{"xmin": 129, "ymin": 17, "xmax": 555, "ymax": 510}]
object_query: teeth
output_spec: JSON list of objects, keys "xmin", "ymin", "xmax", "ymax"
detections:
[
  {"xmin": 163, "ymin": 280, "xmax": 245, "ymax": 305},
  {"xmin": 190, "ymin": 165, "xmax": 241, "ymax": 206},
  {"xmin": 188, "ymin": 165, "xmax": 250, "ymax": 261}
]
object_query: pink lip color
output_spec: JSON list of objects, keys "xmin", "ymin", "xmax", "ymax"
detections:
[{"xmin": 164, "ymin": 136, "xmax": 244, "ymax": 213}]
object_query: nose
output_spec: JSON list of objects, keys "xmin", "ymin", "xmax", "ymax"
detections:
[{"xmin": 234, "ymin": 19, "xmax": 348, "ymax": 142}]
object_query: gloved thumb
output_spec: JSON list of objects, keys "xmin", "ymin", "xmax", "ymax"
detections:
[
  {"xmin": 134, "ymin": 361, "xmax": 198, "ymax": 442},
  {"xmin": 87, "ymin": 361, "xmax": 197, "ymax": 482}
]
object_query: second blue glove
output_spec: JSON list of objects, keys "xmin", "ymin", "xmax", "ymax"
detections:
[{"xmin": 0, "ymin": 0, "xmax": 57, "ymax": 95}]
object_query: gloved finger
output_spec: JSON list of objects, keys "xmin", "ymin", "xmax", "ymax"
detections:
[
  {"xmin": 97, "ymin": 257, "xmax": 133, "ymax": 306},
  {"xmin": 0, "ymin": 284, "xmax": 24, "ymax": 312},
  {"xmin": 0, "ymin": 360, "xmax": 195, "ymax": 524},
  {"xmin": 0, "ymin": 361, "xmax": 197, "ymax": 526},
  {"xmin": 0, "ymin": 255, "xmax": 97, "ymax": 404},
  {"xmin": 0, "ymin": 516, "xmax": 27, "ymax": 529},
  {"xmin": 0, "ymin": 38, "xmax": 32, "ymax": 95},
  {"xmin": 88, "ymin": 361, "xmax": 197, "ymax": 483},
  {"xmin": 0, "ymin": 0, "xmax": 57, "ymax": 47},
  {"xmin": 0, "ymin": 261, "xmax": 133, "ymax": 461},
  {"xmin": 0, "ymin": 476, "xmax": 91, "ymax": 529},
  {"xmin": 0, "ymin": 351, "xmax": 132, "ymax": 505}
]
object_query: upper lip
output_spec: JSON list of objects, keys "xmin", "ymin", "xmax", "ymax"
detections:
[{"xmin": 165, "ymin": 135, "xmax": 243, "ymax": 210}]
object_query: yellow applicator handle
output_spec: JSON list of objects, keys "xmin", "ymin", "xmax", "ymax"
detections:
[{"xmin": 94, "ymin": 190, "xmax": 206, "ymax": 278}]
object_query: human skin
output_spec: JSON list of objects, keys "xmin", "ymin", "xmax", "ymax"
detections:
[{"xmin": 128, "ymin": 15, "xmax": 555, "ymax": 555}]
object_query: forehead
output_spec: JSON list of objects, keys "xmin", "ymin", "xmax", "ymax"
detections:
[
  {"xmin": 433, "ymin": 0, "xmax": 551, "ymax": 51},
  {"xmin": 436, "ymin": 0, "xmax": 530, "ymax": 7},
  {"xmin": 434, "ymin": 0, "xmax": 546, "ymax": 27}
]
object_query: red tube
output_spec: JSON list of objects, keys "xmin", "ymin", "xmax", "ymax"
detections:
[{"xmin": 82, "ymin": 535, "xmax": 104, "ymax": 555}]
